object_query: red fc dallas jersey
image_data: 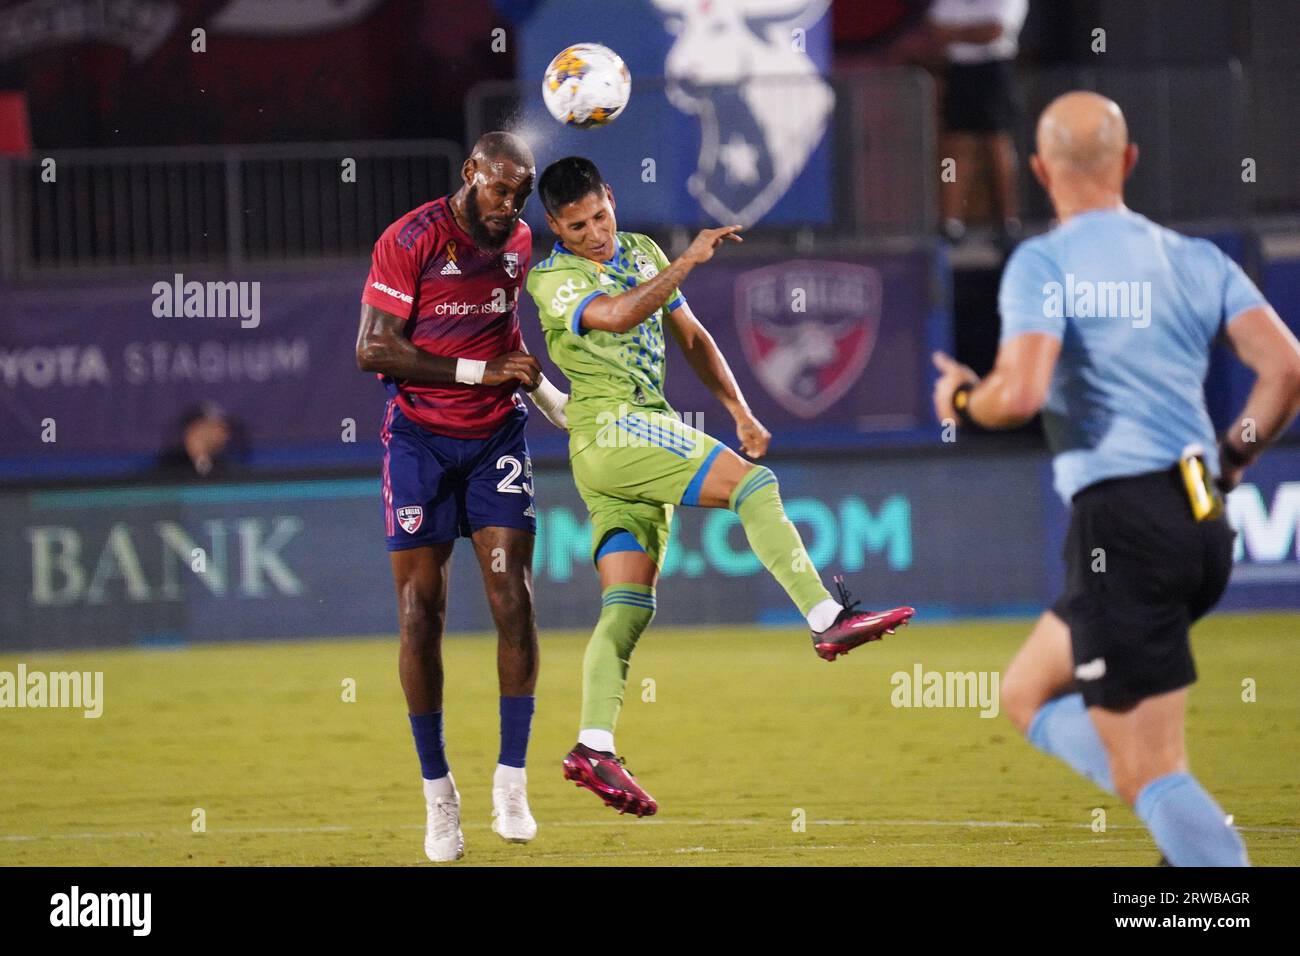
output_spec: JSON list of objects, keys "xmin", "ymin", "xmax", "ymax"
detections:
[{"xmin": 361, "ymin": 195, "xmax": 531, "ymax": 438}]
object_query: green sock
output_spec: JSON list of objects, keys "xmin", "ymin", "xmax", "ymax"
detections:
[
  {"xmin": 580, "ymin": 584, "xmax": 656, "ymax": 732},
  {"xmin": 729, "ymin": 466, "xmax": 831, "ymax": 616}
]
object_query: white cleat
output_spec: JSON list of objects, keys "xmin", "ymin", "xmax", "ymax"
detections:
[
  {"xmin": 491, "ymin": 782, "xmax": 537, "ymax": 843},
  {"xmin": 423, "ymin": 779, "xmax": 465, "ymax": 863}
]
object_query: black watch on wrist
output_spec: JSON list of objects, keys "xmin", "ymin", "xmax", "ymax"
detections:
[
  {"xmin": 951, "ymin": 382, "xmax": 976, "ymax": 427},
  {"xmin": 1220, "ymin": 438, "xmax": 1251, "ymax": 469}
]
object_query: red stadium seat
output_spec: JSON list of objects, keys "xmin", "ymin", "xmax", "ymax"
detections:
[{"xmin": 0, "ymin": 91, "xmax": 31, "ymax": 155}]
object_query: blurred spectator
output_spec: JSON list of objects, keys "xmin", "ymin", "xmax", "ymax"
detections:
[
  {"xmin": 929, "ymin": 0, "xmax": 1029, "ymax": 244},
  {"xmin": 155, "ymin": 402, "xmax": 241, "ymax": 479}
]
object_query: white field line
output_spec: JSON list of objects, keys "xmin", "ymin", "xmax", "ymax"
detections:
[{"xmin": 2, "ymin": 818, "xmax": 1296, "ymax": 843}]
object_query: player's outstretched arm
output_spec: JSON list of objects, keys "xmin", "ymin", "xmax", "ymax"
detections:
[
  {"xmin": 580, "ymin": 226, "xmax": 742, "ymax": 335},
  {"xmin": 666, "ymin": 302, "xmax": 770, "ymax": 458},
  {"xmin": 355, "ymin": 303, "xmax": 540, "ymax": 388},
  {"xmin": 1218, "ymin": 304, "xmax": 1300, "ymax": 489}
]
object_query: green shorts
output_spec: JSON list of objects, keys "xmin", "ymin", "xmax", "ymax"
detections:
[{"xmin": 569, "ymin": 406, "xmax": 725, "ymax": 567}]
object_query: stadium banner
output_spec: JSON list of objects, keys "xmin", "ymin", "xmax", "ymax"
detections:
[
  {"xmin": 0, "ymin": 450, "xmax": 1047, "ymax": 652},
  {"xmin": 3, "ymin": 445, "xmax": 1297, "ymax": 652},
  {"xmin": 520, "ymin": 247, "xmax": 944, "ymax": 444},
  {"xmin": 1216, "ymin": 447, "xmax": 1300, "ymax": 609},
  {"xmin": 0, "ymin": 270, "xmax": 388, "ymax": 470},
  {"xmin": 516, "ymin": 0, "xmax": 835, "ymax": 228},
  {"xmin": 1, "ymin": 245, "xmax": 946, "ymax": 476}
]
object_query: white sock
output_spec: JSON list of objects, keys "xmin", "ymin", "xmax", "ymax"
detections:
[
  {"xmin": 578, "ymin": 729, "xmax": 615, "ymax": 754},
  {"xmin": 423, "ymin": 774, "xmax": 455, "ymax": 802},
  {"xmin": 807, "ymin": 597, "xmax": 842, "ymax": 633},
  {"xmin": 494, "ymin": 764, "xmax": 526, "ymax": 789}
]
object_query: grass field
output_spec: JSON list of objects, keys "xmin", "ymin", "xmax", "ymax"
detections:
[{"xmin": 2, "ymin": 613, "xmax": 1296, "ymax": 866}]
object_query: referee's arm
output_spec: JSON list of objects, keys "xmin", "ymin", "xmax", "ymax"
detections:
[
  {"xmin": 1217, "ymin": 304, "xmax": 1300, "ymax": 487},
  {"xmin": 932, "ymin": 332, "xmax": 1060, "ymax": 429}
]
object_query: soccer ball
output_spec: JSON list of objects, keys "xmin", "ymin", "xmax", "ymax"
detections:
[{"xmin": 542, "ymin": 43, "xmax": 631, "ymax": 128}]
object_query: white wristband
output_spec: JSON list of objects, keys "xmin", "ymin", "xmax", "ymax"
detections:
[
  {"xmin": 526, "ymin": 375, "xmax": 569, "ymax": 429},
  {"xmin": 454, "ymin": 358, "xmax": 486, "ymax": 385}
]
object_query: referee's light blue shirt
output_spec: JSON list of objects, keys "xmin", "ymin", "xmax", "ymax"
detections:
[{"xmin": 998, "ymin": 207, "xmax": 1267, "ymax": 502}]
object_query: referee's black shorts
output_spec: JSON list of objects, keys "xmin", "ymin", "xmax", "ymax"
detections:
[
  {"xmin": 942, "ymin": 59, "xmax": 1022, "ymax": 134},
  {"xmin": 1052, "ymin": 467, "xmax": 1236, "ymax": 711}
]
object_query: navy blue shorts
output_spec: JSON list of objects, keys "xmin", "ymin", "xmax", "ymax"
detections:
[{"xmin": 381, "ymin": 400, "xmax": 537, "ymax": 551}]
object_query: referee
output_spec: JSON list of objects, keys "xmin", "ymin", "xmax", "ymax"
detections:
[{"xmin": 932, "ymin": 91, "xmax": 1300, "ymax": 866}]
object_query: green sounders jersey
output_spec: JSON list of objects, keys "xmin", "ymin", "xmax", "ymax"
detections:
[{"xmin": 526, "ymin": 232, "xmax": 685, "ymax": 436}]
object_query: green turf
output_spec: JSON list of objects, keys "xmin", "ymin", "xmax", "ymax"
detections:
[{"xmin": 1, "ymin": 613, "xmax": 1296, "ymax": 866}]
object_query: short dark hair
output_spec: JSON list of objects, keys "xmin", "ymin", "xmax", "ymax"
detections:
[
  {"xmin": 470, "ymin": 130, "xmax": 534, "ymax": 170},
  {"xmin": 538, "ymin": 156, "xmax": 605, "ymax": 215}
]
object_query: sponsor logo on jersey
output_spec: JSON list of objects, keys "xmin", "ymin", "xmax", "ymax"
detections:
[
  {"xmin": 396, "ymin": 505, "xmax": 423, "ymax": 534},
  {"xmin": 502, "ymin": 251, "xmax": 519, "ymax": 278},
  {"xmin": 433, "ymin": 288, "xmax": 512, "ymax": 316},
  {"xmin": 371, "ymin": 281, "xmax": 414, "ymax": 305},
  {"xmin": 550, "ymin": 277, "xmax": 590, "ymax": 316},
  {"xmin": 440, "ymin": 240, "xmax": 462, "ymax": 276},
  {"xmin": 735, "ymin": 260, "xmax": 880, "ymax": 418}
]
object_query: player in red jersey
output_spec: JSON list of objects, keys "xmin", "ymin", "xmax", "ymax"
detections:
[{"xmin": 355, "ymin": 132, "xmax": 568, "ymax": 862}]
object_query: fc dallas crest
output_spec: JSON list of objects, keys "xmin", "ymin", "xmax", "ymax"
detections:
[
  {"xmin": 735, "ymin": 261, "xmax": 882, "ymax": 419},
  {"xmin": 396, "ymin": 505, "xmax": 423, "ymax": 534}
]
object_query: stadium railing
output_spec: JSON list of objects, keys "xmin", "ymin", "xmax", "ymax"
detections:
[
  {"xmin": 1013, "ymin": 59, "xmax": 1254, "ymax": 223},
  {"xmin": 0, "ymin": 139, "xmax": 461, "ymax": 280},
  {"xmin": 0, "ymin": 61, "xmax": 1288, "ymax": 282}
]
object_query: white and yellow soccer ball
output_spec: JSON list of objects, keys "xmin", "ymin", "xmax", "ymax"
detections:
[{"xmin": 542, "ymin": 43, "xmax": 631, "ymax": 128}]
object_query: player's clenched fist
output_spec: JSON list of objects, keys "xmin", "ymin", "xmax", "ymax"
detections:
[
  {"xmin": 931, "ymin": 350, "xmax": 978, "ymax": 422},
  {"xmin": 485, "ymin": 351, "xmax": 541, "ymax": 389},
  {"xmin": 684, "ymin": 224, "xmax": 744, "ymax": 264}
]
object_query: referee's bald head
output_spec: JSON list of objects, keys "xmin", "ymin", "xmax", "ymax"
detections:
[
  {"xmin": 1030, "ymin": 91, "xmax": 1138, "ymax": 214},
  {"xmin": 1035, "ymin": 92, "xmax": 1129, "ymax": 176}
]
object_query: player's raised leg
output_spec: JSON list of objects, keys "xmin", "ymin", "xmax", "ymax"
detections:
[
  {"xmin": 470, "ymin": 525, "xmax": 541, "ymax": 842},
  {"xmin": 692, "ymin": 443, "xmax": 914, "ymax": 660},
  {"xmin": 561, "ymin": 540, "xmax": 660, "ymax": 817},
  {"xmin": 392, "ymin": 543, "xmax": 464, "ymax": 862},
  {"xmin": 1001, "ymin": 611, "xmax": 1113, "ymax": 794}
]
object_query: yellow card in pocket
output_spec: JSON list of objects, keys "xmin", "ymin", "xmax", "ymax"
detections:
[{"xmin": 1179, "ymin": 443, "xmax": 1223, "ymax": 522}]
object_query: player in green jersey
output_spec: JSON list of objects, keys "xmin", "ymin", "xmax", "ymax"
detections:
[{"xmin": 526, "ymin": 157, "xmax": 915, "ymax": 816}]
